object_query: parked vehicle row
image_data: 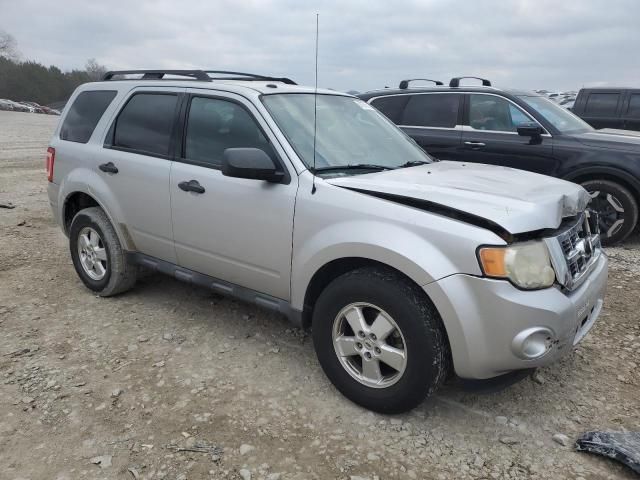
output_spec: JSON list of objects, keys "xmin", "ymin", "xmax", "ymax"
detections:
[
  {"xmin": 358, "ymin": 77, "xmax": 640, "ymax": 244},
  {"xmin": 47, "ymin": 70, "xmax": 607, "ymax": 413},
  {"xmin": 571, "ymin": 88, "xmax": 640, "ymax": 132},
  {"xmin": 535, "ymin": 89, "xmax": 577, "ymax": 110},
  {"xmin": 0, "ymin": 98, "xmax": 60, "ymax": 114},
  {"xmin": 531, "ymin": 87, "xmax": 640, "ymax": 132}
]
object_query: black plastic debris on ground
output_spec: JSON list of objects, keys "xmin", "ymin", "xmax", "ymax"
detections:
[{"xmin": 576, "ymin": 431, "xmax": 640, "ymax": 474}]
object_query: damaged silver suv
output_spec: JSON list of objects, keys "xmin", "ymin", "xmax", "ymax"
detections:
[{"xmin": 47, "ymin": 70, "xmax": 608, "ymax": 413}]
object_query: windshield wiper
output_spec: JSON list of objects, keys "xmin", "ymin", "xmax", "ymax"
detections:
[
  {"xmin": 398, "ymin": 160, "xmax": 430, "ymax": 168},
  {"xmin": 312, "ymin": 164, "xmax": 395, "ymax": 173}
]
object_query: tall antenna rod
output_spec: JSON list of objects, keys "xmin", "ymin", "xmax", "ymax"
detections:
[{"xmin": 311, "ymin": 13, "xmax": 319, "ymax": 194}]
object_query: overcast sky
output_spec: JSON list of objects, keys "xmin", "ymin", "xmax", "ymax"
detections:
[{"xmin": 2, "ymin": 0, "xmax": 639, "ymax": 92}]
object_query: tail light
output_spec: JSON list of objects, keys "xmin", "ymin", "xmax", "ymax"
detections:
[{"xmin": 46, "ymin": 147, "xmax": 55, "ymax": 182}]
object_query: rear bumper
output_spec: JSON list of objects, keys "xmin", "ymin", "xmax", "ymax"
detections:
[{"xmin": 424, "ymin": 253, "xmax": 608, "ymax": 379}]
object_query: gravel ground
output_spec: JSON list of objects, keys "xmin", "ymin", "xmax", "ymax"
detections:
[{"xmin": 0, "ymin": 110, "xmax": 638, "ymax": 480}]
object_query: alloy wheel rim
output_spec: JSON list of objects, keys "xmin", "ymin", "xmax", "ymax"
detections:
[
  {"xmin": 77, "ymin": 227, "xmax": 108, "ymax": 281},
  {"xmin": 332, "ymin": 302, "xmax": 407, "ymax": 389},
  {"xmin": 588, "ymin": 190, "xmax": 625, "ymax": 239}
]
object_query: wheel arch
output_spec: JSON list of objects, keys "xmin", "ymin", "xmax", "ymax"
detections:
[
  {"xmin": 61, "ymin": 188, "xmax": 134, "ymax": 251},
  {"xmin": 563, "ymin": 166, "xmax": 640, "ymax": 203},
  {"xmin": 63, "ymin": 191, "xmax": 100, "ymax": 234},
  {"xmin": 300, "ymin": 257, "xmax": 444, "ymax": 332}
]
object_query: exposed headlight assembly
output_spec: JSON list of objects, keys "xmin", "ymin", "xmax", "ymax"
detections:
[{"xmin": 478, "ymin": 241, "xmax": 556, "ymax": 290}]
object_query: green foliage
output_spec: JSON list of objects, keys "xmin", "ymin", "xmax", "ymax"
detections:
[{"xmin": 0, "ymin": 57, "xmax": 98, "ymax": 105}]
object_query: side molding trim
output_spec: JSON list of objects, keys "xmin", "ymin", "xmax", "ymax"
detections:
[{"xmin": 127, "ymin": 252, "xmax": 304, "ymax": 328}]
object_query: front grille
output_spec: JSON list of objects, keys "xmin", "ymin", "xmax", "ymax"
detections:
[{"xmin": 547, "ymin": 211, "xmax": 601, "ymax": 291}]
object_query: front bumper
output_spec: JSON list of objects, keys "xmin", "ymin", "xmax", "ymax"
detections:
[{"xmin": 424, "ymin": 252, "xmax": 608, "ymax": 379}]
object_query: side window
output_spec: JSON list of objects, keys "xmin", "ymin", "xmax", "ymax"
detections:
[
  {"xmin": 400, "ymin": 94, "xmax": 460, "ymax": 128},
  {"xmin": 469, "ymin": 95, "xmax": 533, "ymax": 132},
  {"xmin": 113, "ymin": 93, "xmax": 178, "ymax": 157},
  {"xmin": 626, "ymin": 94, "xmax": 640, "ymax": 116},
  {"xmin": 60, "ymin": 90, "xmax": 117, "ymax": 143},
  {"xmin": 184, "ymin": 97, "xmax": 275, "ymax": 167},
  {"xmin": 509, "ymin": 104, "xmax": 531, "ymax": 126},
  {"xmin": 584, "ymin": 93, "xmax": 619, "ymax": 116},
  {"xmin": 370, "ymin": 96, "xmax": 409, "ymax": 123}
]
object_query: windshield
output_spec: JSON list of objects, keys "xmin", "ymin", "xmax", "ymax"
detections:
[
  {"xmin": 261, "ymin": 94, "xmax": 431, "ymax": 173},
  {"xmin": 517, "ymin": 95, "xmax": 593, "ymax": 134}
]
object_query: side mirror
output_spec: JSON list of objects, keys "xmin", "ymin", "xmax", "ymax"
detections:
[
  {"xmin": 222, "ymin": 148, "xmax": 284, "ymax": 183},
  {"xmin": 517, "ymin": 123, "xmax": 544, "ymax": 138}
]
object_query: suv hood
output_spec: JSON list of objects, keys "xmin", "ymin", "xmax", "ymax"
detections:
[
  {"xmin": 325, "ymin": 161, "xmax": 590, "ymax": 235},
  {"xmin": 573, "ymin": 129, "xmax": 640, "ymax": 151}
]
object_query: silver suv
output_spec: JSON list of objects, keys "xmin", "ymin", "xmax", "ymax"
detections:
[{"xmin": 47, "ymin": 70, "xmax": 608, "ymax": 413}]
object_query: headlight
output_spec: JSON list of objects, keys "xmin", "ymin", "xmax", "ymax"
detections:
[{"xmin": 478, "ymin": 241, "xmax": 556, "ymax": 289}]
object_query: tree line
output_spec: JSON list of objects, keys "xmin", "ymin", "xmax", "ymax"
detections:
[{"xmin": 0, "ymin": 29, "xmax": 106, "ymax": 106}]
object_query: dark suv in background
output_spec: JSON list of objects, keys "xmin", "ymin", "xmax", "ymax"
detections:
[
  {"xmin": 359, "ymin": 77, "xmax": 640, "ymax": 244},
  {"xmin": 571, "ymin": 88, "xmax": 640, "ymax": 132}
]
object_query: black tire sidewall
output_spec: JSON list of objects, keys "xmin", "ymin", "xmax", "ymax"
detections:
[
  {"xmin": 581, "ymin": 179, "xmax": 638, "ymax": 244},
  {"xmin": 312, "ymin": 269, "xmax": 447, "ymax": 413},
  {"xmin": 69, "ymin": 211, "xmax": 113, "ymax": 292}
]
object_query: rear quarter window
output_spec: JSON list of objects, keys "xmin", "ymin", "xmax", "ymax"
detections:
[{"xmin": 59, "ymin": 90, "xmax": 117, "ymax": 143}]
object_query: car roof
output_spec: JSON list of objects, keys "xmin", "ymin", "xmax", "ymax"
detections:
[
  {"xmin": 579, "ymin": 87, "xmax": 640, "ymax": 92},
  {"xmin": 358, "ymin": 86, "xmax": 540, "ymax": 100},
  {"xmin": 81, "ymin": 79, "xmax": 348, "ymax": 100}
]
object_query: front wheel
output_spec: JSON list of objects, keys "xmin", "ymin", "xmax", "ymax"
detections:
[
  {"xmin": 581, "ymin": 179, "xmax": 638, "ymax": 245},
  {"xmin": 312, "ymin": 267, "xmax": 450, "ymax": 413}
]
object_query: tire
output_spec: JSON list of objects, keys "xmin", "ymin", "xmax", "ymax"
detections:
[
  {"xmin": 69, "ymin": 207, "xmax": 137, "ymax": 296},
  {"xmin": 581, "ymin": 179, "xmax": 638, "ymax": 245},
  {"xmin": 312, "ymin": 267, "xmax": 451, "ymax": 414}
]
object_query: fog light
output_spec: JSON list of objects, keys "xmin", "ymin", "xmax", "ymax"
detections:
[{"xmin": 512, "ymin": 327, "xmax": 554, "ymax": 360}]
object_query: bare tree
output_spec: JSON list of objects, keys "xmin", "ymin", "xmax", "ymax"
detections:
[
  {"xmin": 0, "ymin": 30, "xmax": 19, "ymax": 61},
  {"xmin": 85, "ymin": 58, "xmax": 107, "ymax": 81}
]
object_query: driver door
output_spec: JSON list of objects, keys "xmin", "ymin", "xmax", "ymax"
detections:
[{"xmin": 460, "ymin": 93, "xmax": 558, "ymax": 176}]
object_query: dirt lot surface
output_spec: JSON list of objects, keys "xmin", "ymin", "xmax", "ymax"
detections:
[{"xmin": 1, "ymin": 110, "xmax": 639, "ymax": 480}]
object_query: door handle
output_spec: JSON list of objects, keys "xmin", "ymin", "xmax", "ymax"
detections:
[
  {"xmin": 98, "ymin": 162, "xmax": 118, "ymax": 174},
  {"xmin": 178, "ymin": 180, "xmax": 205, "ymax": 194},
  {"xmin": 464, "ymin": 141, "xmax": 486, "ymax": 148}
]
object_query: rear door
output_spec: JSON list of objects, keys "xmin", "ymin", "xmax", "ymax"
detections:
[
  {"xmin": 99, "ymin": 88, "xmax": 183, "ymax": 263},
  {"xmin": 169, "ymin": 90, "xmax": 297, "ymax": 300},
  {"xmin": 369, "ymin": 93, "xmax": 464, "ymax": 161},
  {"xmin": 579, "ymin": 90, "xmax": 625, "ymax": 129},
  {"xmin": 622, "ymin": 91, "xmax": 640, "ymax": 132},
  {"xmin": 459, "ymin": 93, "xmax": 558, "ymax": 176}
]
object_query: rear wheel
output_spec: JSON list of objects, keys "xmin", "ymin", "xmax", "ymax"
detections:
[
  {"xmin": 69, "ymin": 207, "xmax": 137, "ymax": 296},
  {"xmin": 312, "ymin": 267, "xmax": 450, "ymax": 413},
  {"xmin": 581, "ymin": 179, "xmax": 638, "ymax": 245}
]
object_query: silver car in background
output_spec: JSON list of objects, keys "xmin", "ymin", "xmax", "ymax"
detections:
[
  {"xmin": 46, "ymin": 70, "xmax": 607, "ymax": 413},
  {"xmin": 0, "ymin": 99, "xmax": 15, "ymax": 111}
]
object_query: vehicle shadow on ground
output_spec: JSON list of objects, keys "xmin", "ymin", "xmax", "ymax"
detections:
[{"xmin": 129, "ymin": 269, "xmax": 578, "ymax": 415}]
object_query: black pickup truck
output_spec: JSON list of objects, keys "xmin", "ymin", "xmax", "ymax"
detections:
[
  {"xmin": 359, "ymin": 77, "xmax": 640, "ymax": 244},
  {"xmin": 571, "ymin": 88, "xmax": 640, "ymax": 132}
]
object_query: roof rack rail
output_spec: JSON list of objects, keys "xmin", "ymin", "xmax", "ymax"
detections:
[
  {"xmin": 398, "ymin": 78, "xmax": 443, "ymax": 89},
  {"xmin": 449, "ymin": 76, "xmax": 491, "ymax": 87},
  {"xmin": 102, "ymin": 70, "xmax": 212, "ymax": 81},
  {"xmin": 204, "ymin": 70, "xmax": 297, "ymax": 85},
  {"xmin": 101, "ymin": 69, "xmax": 298, "ymax": 85}
]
